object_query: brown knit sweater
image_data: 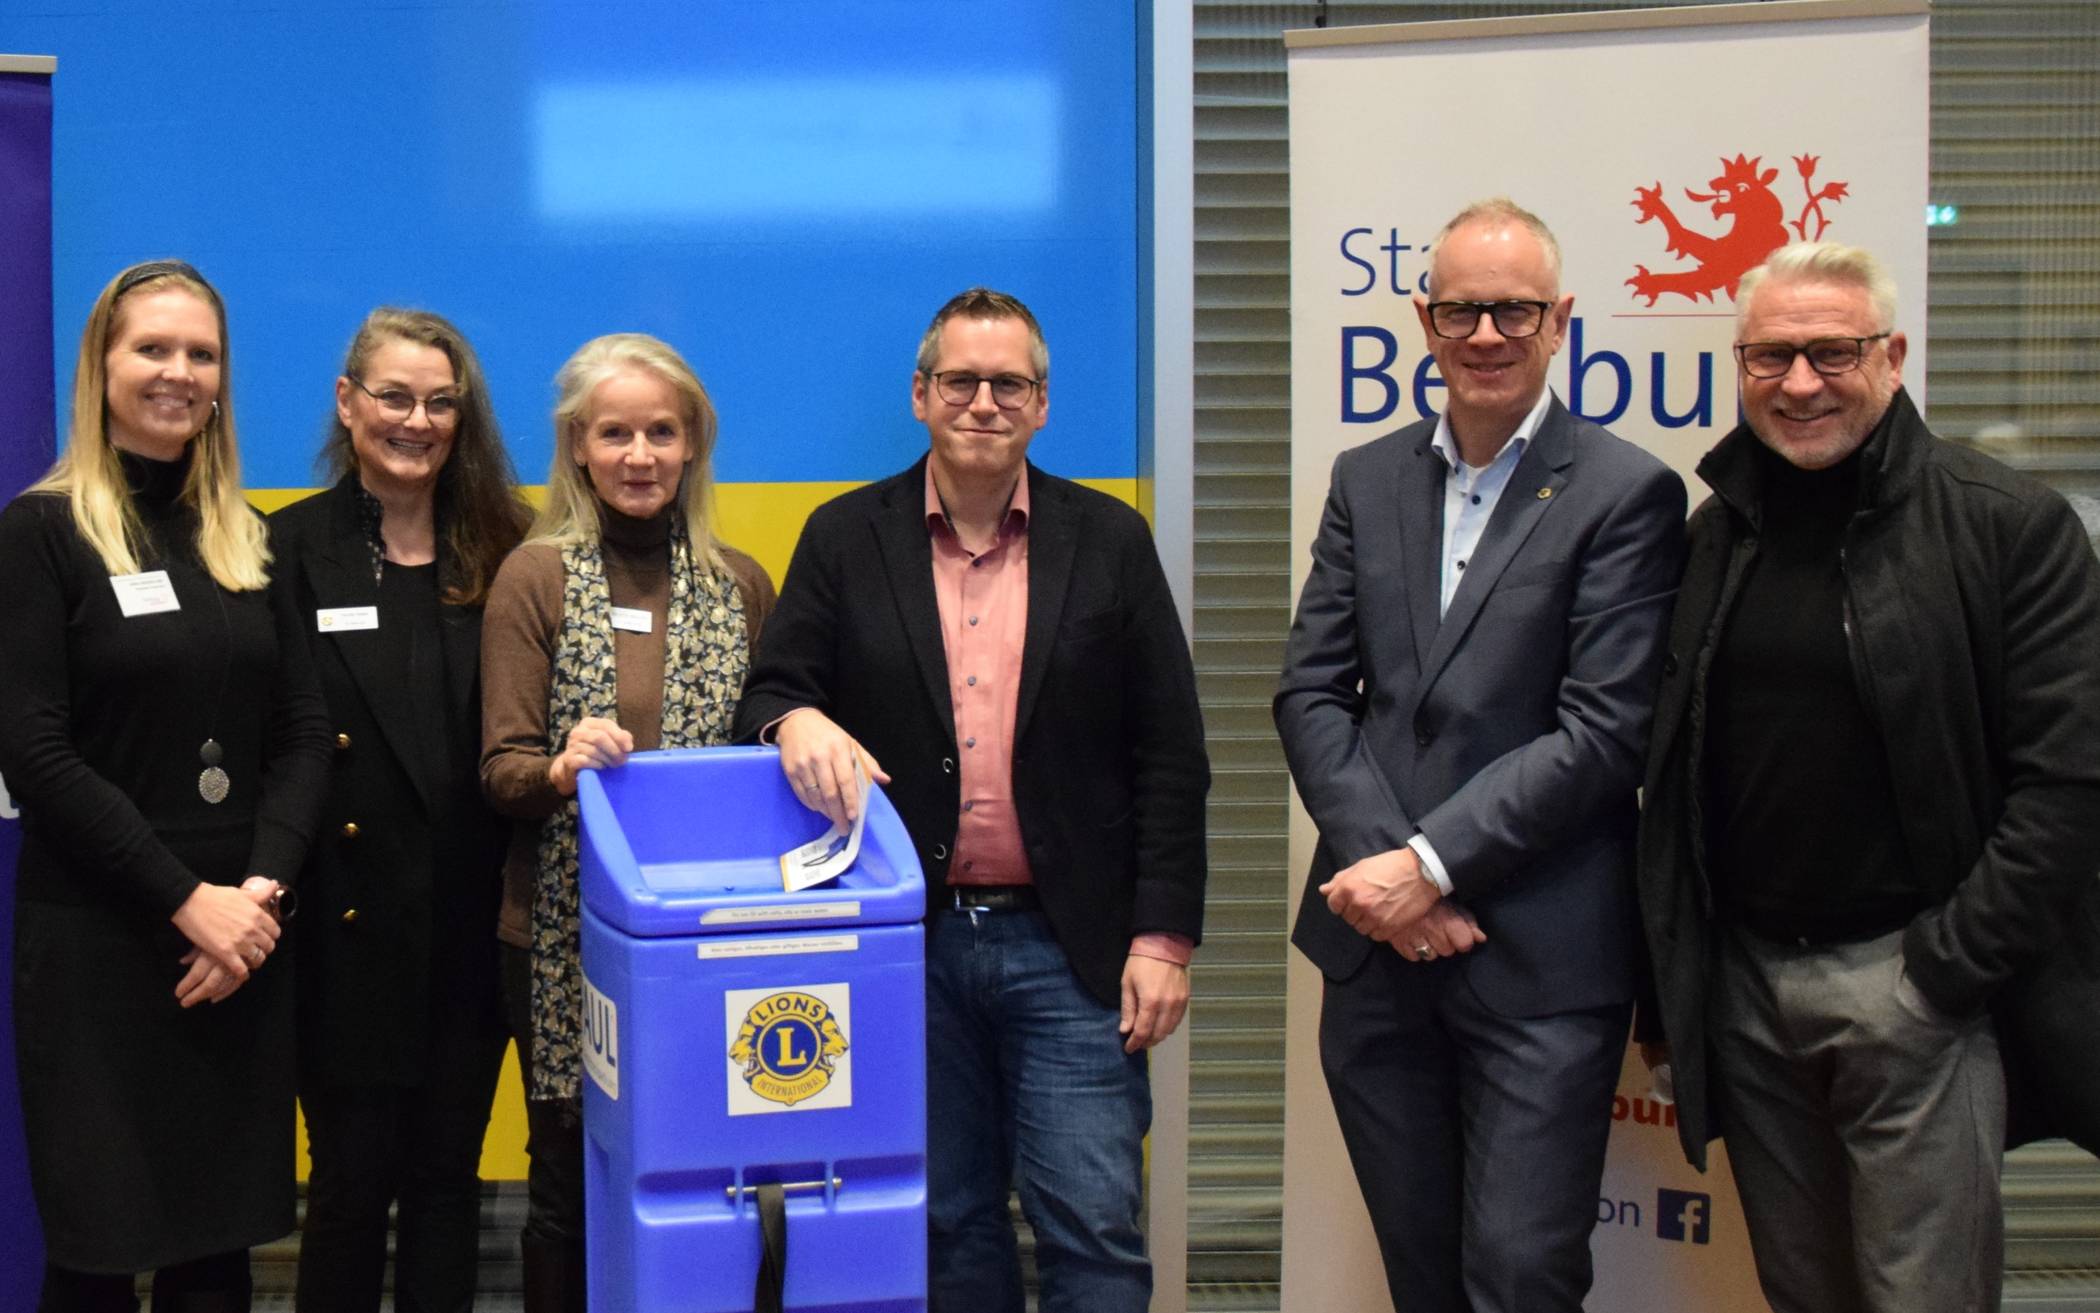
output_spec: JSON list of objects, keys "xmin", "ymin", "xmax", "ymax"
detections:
[{"xmin": 479, "ymin": 507, "xmax": 776, "ymax": 947}]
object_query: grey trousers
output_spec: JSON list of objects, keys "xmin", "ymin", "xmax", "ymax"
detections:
[{"xmin": 1710, "ymin": 926, "xmax": 2006, "ymax": 1313}]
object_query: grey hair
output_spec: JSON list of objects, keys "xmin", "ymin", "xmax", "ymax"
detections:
[
  {"xmin": 1427, "ymin": 198, "xmax": 1563, "ymax": 297},
  {"xmin": 526, "ymin": 332, "xmax": 726, "ymax": 573},
  {"xmin": 1737, "ymin": 242, "xmax": 1899, "ymax": 332}
]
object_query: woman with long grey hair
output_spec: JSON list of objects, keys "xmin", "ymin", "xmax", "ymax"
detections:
[{"xmin": 480, "ymin": 333, "xmax": 774, "ymax": 1309}]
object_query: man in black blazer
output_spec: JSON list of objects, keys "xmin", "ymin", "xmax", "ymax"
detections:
[
  {"xmin": 1276, "ymin": 200, "xmax": 1685, "ymax": 1313},
  {"xmin": 734, "ymin": 288, "xmax": 1209, "ymax": 1313}
]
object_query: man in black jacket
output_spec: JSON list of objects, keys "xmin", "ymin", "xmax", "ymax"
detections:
[
  {"xmin": 1638, "ymin": 240, "xmax": 2100, "ymax": 1313},
  {"xmin": 734, "ymin": 288, "xmax": 1209, "ymax": 1313}
]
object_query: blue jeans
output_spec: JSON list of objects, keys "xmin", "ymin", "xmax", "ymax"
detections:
[{"xmin": 925, "ymin": 904, "xmax": 1152, "ymax": 1313}]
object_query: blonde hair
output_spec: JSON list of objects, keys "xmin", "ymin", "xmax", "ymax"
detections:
[
  {"xmin": 28, "ymin": 260, "xmax": 269, "ymax": 590},
  {"xmin": 1737, "ymin": 241, "xmax": 1899, "ymax": 333},
  {"xmin": 528, "ymin": 333, "xmax": 726, "ymax": 573}
]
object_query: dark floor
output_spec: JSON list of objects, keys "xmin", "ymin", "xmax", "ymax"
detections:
[{"xmin": 217, "ymin": 1182, "xmax": 2098, "ymax": 1311}]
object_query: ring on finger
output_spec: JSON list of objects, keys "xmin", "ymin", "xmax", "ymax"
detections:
[{"xmin": 1413, "ymin": 942, "xmax": 1433, "ymax": 962}]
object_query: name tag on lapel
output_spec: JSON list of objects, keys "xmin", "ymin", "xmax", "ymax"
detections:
[
  {"xmin": 610, "ymin": 607, "xmax": 654, "ymax": 634},
  {"xmin": 110, "ymin": 571, "xmax": 180, "ymax": 617},
  {"xmin": 317, "ymin": 606, "xmax": 380, "ymax": 633}
]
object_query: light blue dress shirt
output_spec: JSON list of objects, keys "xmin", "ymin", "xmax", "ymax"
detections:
[{"xmin": 1406, "ymin": 388, "xmax": 1557, "ymax": 896}]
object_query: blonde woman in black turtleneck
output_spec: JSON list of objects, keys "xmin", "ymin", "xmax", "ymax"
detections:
[
  {"xmin": 478, "ymin": 334, "xmax": 773, "ymax": 1310},
  {"xmin": 0, "ymin": 260, "xmax": 330, "ymax": 1311}
]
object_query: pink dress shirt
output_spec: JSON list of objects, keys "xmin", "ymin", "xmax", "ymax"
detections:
[
  {"xmin": 926, "ymin": 467, "xmax": 1034, "ymax": 886},
  {"xmin": 924, "ymin": 466, "xmax": 1190, "ymax": 968}
]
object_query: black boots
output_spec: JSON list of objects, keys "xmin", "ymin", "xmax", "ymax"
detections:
[{"xmin": 519, "ymin": 1235, "xmax": 586, "ymax": 1313}]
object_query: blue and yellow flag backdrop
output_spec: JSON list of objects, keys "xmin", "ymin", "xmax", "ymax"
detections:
[{"xmin": 4, "ymin": 0, "xmax": 1150, "ymax": 1185}]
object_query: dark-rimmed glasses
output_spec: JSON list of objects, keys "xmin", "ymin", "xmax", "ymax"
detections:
[
  {"xmin": 926, "ymin": 371, "xmax": 1042, "ymax": 410},
  {"xmin": 350, "ymin": 376, "xmax": 462, "ymax": 425},
  {"xmin": 1734, "ymin": 334, "xmax": 1891, "ymax": 379},
  {"xmin": 1425, "ymin": 300, "xmax": 1553, "ymax": 340}
]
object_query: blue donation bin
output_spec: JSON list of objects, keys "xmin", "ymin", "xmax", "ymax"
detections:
[{"xmin": 577, "ymin": 746, "xmax": 927, "ymax": 1312}]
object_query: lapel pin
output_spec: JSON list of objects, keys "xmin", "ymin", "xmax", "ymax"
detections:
[{"xmin": 1536, "ymin": 487, "xmax": 1554, "ymax": 500}]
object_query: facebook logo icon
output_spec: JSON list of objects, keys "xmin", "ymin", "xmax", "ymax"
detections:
[{"xmin": 1656, "ymin": 1189, "xmax": 1711, "ymax": 1244}]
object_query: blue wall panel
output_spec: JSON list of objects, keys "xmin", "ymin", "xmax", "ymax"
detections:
[
  {"xmin": 0, "ymin": 0, "xmax": 1143, "ymax": 1257},
  {"xmin": 2, "ymin": 1, "xmax": 1140, "ymax": 490}
]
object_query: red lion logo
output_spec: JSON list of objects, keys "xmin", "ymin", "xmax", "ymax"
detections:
[{"xmin": 1625, "ymin": 153, "xmax": 1849, "ymax": 306}]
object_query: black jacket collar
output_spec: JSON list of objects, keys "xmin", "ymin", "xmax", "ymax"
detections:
[{"xmin": 1697, "ymin": 386, "xmax": 1928, "ymax": 527}]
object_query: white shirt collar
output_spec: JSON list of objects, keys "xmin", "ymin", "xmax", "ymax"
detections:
[{"xmin": 1429, "ymin": 387, "xmax": 1555, "ymax": 474}]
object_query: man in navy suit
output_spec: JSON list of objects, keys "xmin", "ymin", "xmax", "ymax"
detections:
[{"xmin": 1276, "ymin": 199, "xmax": 1685, "ymax": 1312}]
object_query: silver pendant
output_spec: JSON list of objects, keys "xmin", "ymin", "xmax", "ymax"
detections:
[{"xmin": 198, "ymin": 738, "xmax": 229, "ymax": 803}]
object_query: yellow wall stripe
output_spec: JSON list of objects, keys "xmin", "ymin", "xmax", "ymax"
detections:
[
  {"xmin": 275, "ymin": 474, "xmax": 1140, "ymax": 1181},
  {"xmin": 257, "ymin": 477, "xmax": 1143, "ymax": 589}
]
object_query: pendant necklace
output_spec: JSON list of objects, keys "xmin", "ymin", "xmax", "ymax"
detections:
[
  {"xmin": 198, "ymin": 580, "xmax": 233, "ymax": 804},
  {"xmin": 198, "ymin": 738, "xmax": 229, "ymax": 804}
]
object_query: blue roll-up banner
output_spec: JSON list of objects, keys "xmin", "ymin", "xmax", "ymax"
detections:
[{"xmin": 0, "ymin": 57, "xmax": 57, "ymax": 1300}]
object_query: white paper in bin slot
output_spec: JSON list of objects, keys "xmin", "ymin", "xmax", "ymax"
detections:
[{"xmin": 778, "ymin": 760, "xmax": 868, "ymax": 891}]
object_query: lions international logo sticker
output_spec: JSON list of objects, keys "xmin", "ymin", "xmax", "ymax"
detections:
[
  {"xmin": 1625, "ymin": 152, "xmax": 1850, "ymax": 306},
  {"xmin": 724, "ymin": 983, "xmax": 853, "ymax": 1115}
]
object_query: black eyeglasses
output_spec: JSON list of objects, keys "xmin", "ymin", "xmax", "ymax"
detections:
[
  {"xmin": 926, "ymin": 371, "xmax": 1042, "ymax": 410},
  {"xmin": 1425, "ymin": 300, "xmax": 1554, "ymax": 340},
  {"xmin": 350, "ymin": 376, "xmax": 463, "ymax": 424},
  {"xmin": 1734, "ymin": 334, "xmax": 1891, "ymax": 379}
]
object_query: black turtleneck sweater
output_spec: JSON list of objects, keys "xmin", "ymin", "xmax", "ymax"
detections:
[
  {"xmin": 0, "ymin": 451, "xmax": 330, "ymax": 912},
  {"xmin": 1705, "ymin": 443, "xmax": 1921, "ymax": 942}
]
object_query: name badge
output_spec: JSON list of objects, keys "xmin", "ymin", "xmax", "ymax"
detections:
[
  {"xmin": 110, "ymin": 571, "xmax": 180, "ymax": 617},
  {"xmin": 317, "ymin": 606, "xmax": 380, "ymax": 633},
  {"xmin": 610, "ymin": 606, "xmax": 654, "ymax": 634}
]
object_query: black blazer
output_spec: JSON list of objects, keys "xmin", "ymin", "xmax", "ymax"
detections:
[
  {"xmin": 270, "ymin": 476, "xmax": 510, "ymax": 1086},
  {"xmin": 734, "ymin": 457, "xmax": 1210, "ymax": 1006}
]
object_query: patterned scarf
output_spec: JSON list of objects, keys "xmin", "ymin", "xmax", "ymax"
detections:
[{"xmin": 528, "ymin": 520, "xmax": 748, "ymax": 1101}]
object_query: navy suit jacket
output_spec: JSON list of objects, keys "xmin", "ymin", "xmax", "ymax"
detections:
[
  {"xmin": 1277, "ymin": 397, "xmax": 1686, "ymax": 1018},
  {"xmin": 733, "ymin": 456, "xmax": 1209, "ymax": 1007}
]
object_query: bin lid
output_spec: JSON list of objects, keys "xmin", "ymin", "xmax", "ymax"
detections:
[{"xmin": 578, "ymin": 746, "xmax": 926, "ymax": 937}]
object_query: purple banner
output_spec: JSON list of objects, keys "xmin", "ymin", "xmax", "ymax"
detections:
[{"xmin": 0, "ymin": 63, "xmax": 56, "ymax": 1302}]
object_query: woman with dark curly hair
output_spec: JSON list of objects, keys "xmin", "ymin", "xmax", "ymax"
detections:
[{"xmin": 269, "ymin": 307, "xmax": 531, "ymax": 1311}]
